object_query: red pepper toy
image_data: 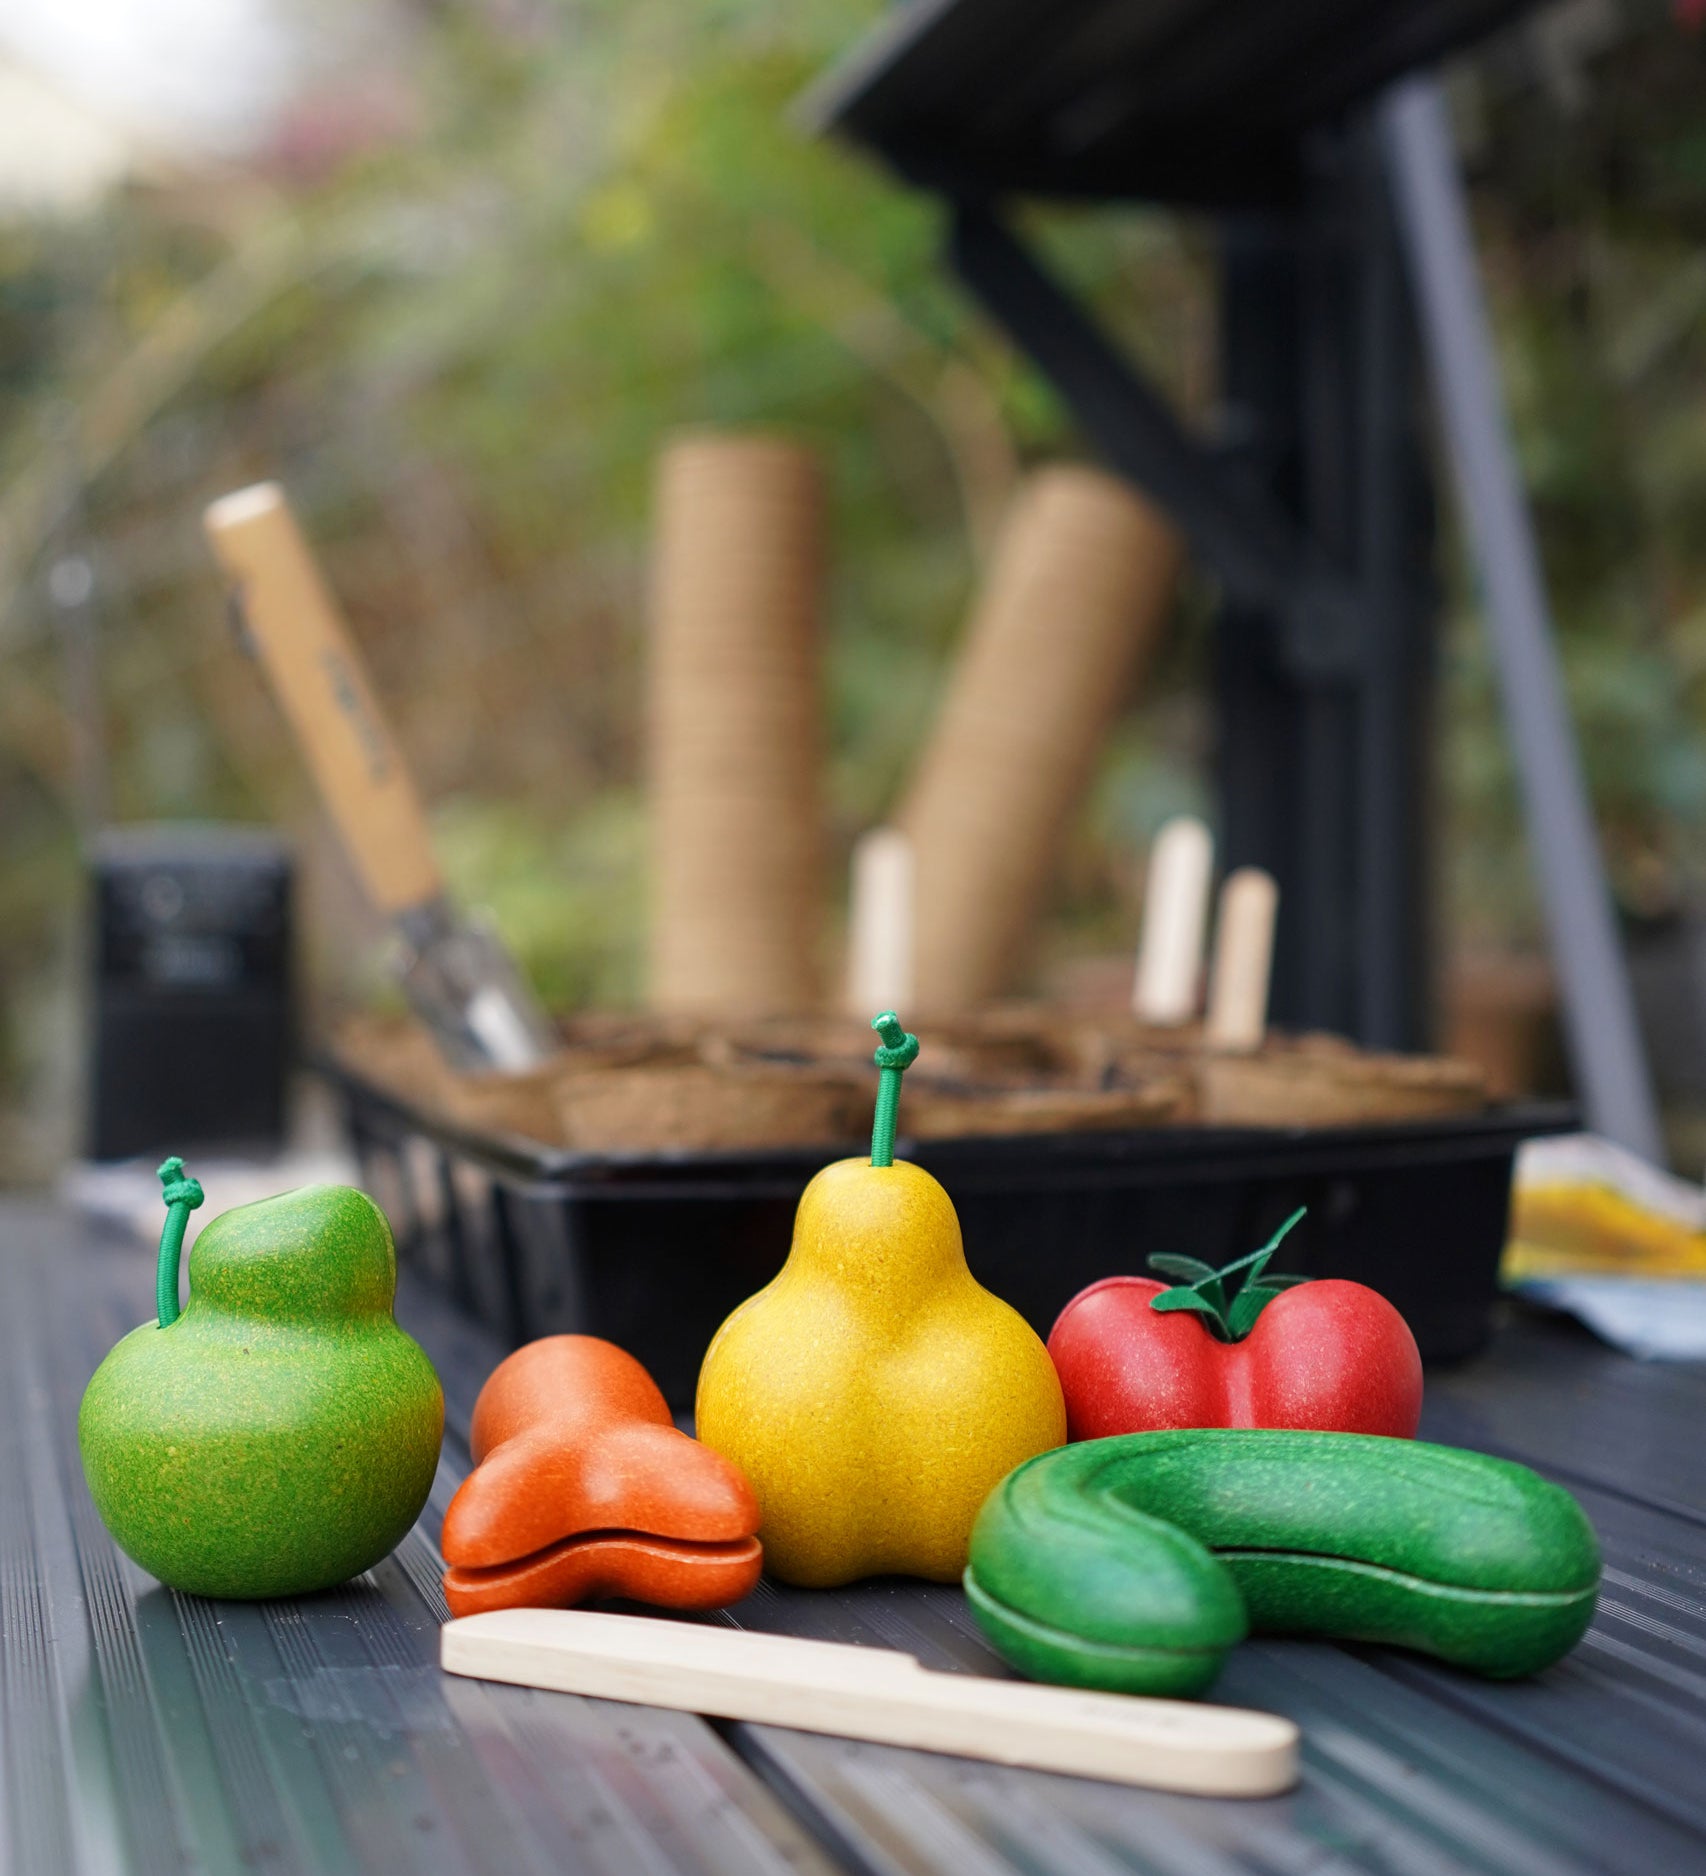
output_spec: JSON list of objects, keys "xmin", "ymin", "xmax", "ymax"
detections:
[{"xmin": 1047, "ymin": 1211, "xmax": 1423, "ymax": 1441}]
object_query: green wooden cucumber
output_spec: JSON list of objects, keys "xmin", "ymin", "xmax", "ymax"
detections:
[{"xmin": 964, "ymin": 1430, "xmax": 1601, "ymax": 1698}]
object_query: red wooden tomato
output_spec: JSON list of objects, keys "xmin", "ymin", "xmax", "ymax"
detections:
[{"xmin": 1047, "ymin": 1214, "xmax": 1423, "ymax": 1440}]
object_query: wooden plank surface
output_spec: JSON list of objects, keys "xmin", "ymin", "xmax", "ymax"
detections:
[
  {"xmin": 11, "ymin": 1195, "xmax": 1706, "ymax": 1873},
  {"xmin": 1, "ymin": 1202, "xmax": 839, "ymax": 1876}
]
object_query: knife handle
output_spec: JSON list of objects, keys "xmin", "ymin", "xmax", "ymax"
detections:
[
  {"xmin": 441, "ymin": 1608, "xmax": 1300, "ymax": 1798},
  {"xmin": 204, "ymin": 483, "xmax": 442, "ymax": 916}
]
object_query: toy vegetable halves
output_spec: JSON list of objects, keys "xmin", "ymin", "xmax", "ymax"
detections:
[
  {"xmin": 696, "ymin": 1013, "xmax": 1066, "ymax": 1586},
  {"xmin": 79, "ymin": 1160, "xmax": 444, "ymax": 1598},
  {"xmin": 441, "ymin": 1335, "xmax": 762, "ymax": 1616}
]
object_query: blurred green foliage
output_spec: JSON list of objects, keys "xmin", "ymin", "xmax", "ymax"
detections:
[
  {"xmin": 2, "ymin": 1, "xmax": 1706, "ymax": 1175},
  {"xmin": 1444, "ymin": 16, "xmax": 1706, "ymax": 939}
]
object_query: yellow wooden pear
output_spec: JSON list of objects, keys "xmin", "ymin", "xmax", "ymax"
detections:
[{"xmin": 695, "ymin": 1014, "xmax": 1066, "ymax": 1586}]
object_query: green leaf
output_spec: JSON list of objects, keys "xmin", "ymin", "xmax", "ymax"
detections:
[
  {"xmin": 1147, "ymin": 1254, "xmax": 1220, "ymax": 1284},
  {"xmin": 1201, "ymin": 1245, "xmax": 1276, "ymax": 1290},
  {"xmin": 1262, "ymin": 1208, "xmax": 1308, "ymax": 1256},
  {"xmin": 1195, "ymin": 1277, "xmax": 1229, "ymax": 1318},
  {"xmin": 1239, "ymin": 1246, "xmax": 1275, "ymax": 1287},
  {"xmin": 1262, "ymin": 1273, "xmax": 1313, "ymax": 1290},
  {"xmin": 1227, "ymin": 1283, "xmax": 1281, "ymax": 1339},
  {"xmin": 1208, "ymin": 1243, "xmax": 1274, "ymax": 1282},
  {"xmin": 1149, "ymin": 1289, "xmax": 1231, "ymax": 1340}
]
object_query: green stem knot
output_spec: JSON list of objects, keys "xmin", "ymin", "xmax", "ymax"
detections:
[
  {"xmin": 155, "ymin": 1155, "xmax": 205, "ymax": 1329},
  {"xmin": 869, "ymin": 1011, "xmax": 919, "ymax": 1169}
]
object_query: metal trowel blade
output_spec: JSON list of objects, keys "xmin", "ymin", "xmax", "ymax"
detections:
[{"xmin": 394, "ymin": 897, "xmax": 559, "ymax": 1074}]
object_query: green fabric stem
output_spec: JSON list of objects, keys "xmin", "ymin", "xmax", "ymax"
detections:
[
  {"xmin": 868, "ymin": 1011, "xmax": 920, "ymax": 1168},
  {"xmin": 155, "ymin": 1157, "xmax": 206, "ymax": 1329}
]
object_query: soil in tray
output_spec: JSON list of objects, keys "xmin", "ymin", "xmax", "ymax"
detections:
[{"xmin": 328, "ymin": 1007, "xmax": 1488, "ymax": 1156}]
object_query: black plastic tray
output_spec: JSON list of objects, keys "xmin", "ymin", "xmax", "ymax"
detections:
[{"xmin": 322, "ymin": 1057, "xmax": 1576, "ymax": 1406}]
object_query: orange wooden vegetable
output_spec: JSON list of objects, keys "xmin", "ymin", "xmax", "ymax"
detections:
[{"xmin": 441, "ymin": 1335, "xmax": 762, "ymax": 1618}]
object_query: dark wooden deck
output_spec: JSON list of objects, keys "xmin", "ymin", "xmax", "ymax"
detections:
[{"xmin": 10, "ymin": 1197, "xmax": 1705, "ymax": 1873}]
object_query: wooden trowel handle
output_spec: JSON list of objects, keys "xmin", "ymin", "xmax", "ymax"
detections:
[{"xmin": 204, "ymin": 483, "xmax": 442, "ymax": 916}]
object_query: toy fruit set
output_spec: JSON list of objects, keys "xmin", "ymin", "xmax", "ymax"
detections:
[
  {"xmin": 79, "ymin": 1015, "xmax": 1599, "ymax": 1743},
  {"xmin": 79, "ymin": 1160, "xmax": 443, "ymax": 1598},
  {"xmin": 423, "ymin": 1012, "xmax": 1596, "ymax": 1778}
]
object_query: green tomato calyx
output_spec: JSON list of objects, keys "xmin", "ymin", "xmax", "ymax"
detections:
[{"xmin": 1147, "ymin": 1208, "xmax": 1312, "ymax": 1342}]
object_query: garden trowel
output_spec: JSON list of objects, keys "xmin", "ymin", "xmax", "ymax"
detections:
[{"xmin": 203, "ymin": 482, "xmax": 558, "ymax": 1074}]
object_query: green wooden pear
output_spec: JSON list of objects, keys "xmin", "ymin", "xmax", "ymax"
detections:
[{"xmin": 79, "ymin": 1160, "xmax": 444, "ymax": 1599}]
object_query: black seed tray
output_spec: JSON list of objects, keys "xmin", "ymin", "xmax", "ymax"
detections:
[{"xmin": 321, "ymin": 1055, "xmax": 1575, "ymax": 1407}]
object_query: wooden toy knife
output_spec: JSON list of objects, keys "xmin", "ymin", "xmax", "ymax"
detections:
[
  {"xmin": 204, "ymin": 482, "xmax": 558, "ymax": 1073},
  {"xmin": 441, "ymin": 1608, "xmax": 1300, "ymax": 1797}
]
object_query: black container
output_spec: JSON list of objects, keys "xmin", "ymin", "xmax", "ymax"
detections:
[
  {"xmin": 88, "ymin": 825, "xmax": 294, "ymax": 1161},
  {"xmin": 326, "ymin": 1055, "xmax": 1574, "ymax": 1406}
]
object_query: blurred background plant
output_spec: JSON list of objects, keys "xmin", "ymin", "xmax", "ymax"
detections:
[{"xmin": 2, "ymin": 0, "xmax": 1705, "ymax": 1178}]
